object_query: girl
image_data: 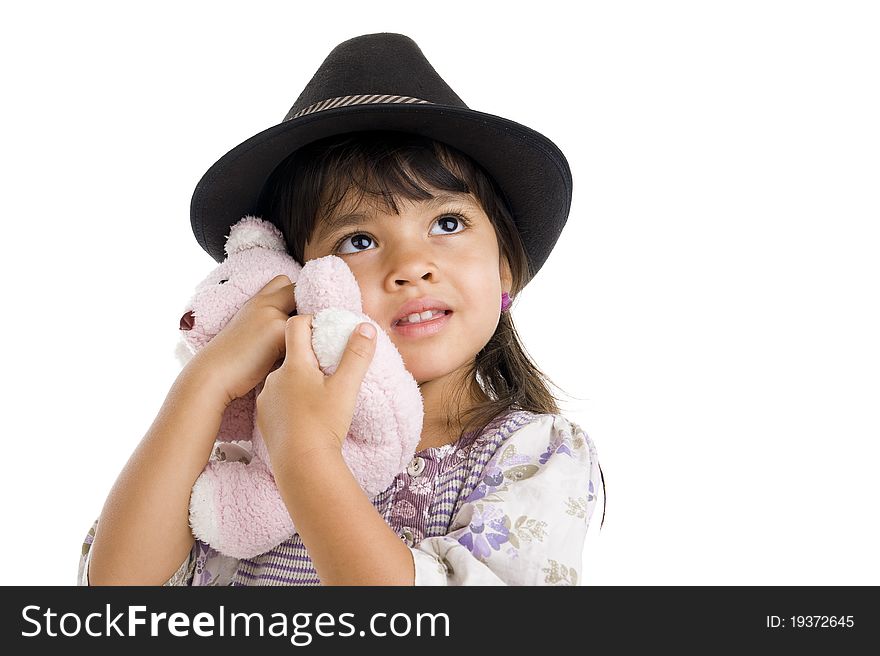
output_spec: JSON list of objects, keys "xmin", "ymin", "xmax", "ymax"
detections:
[{"xmin": 79, "ymin": 33, "xmax": 605, "ymax": 586}]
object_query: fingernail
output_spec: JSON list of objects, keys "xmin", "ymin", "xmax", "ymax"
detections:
[{"xmin": 358, "ymin": 322, "xmax": 376, "ymax": 338}]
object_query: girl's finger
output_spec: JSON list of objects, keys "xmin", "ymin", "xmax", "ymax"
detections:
[
  {"xmin": 253, "ymin": 275, "xmax": 297, "ymax": 317},
  {"xmin": 258, "ymin": 274, "xmax": 293, "ymax": 294},
  {"xmin": 283, "ymin": 314, "xmax": 319, "ymax": 370},
  {"xmin": 266, "ymin": 280, "xmax": 297, "ymax": 317},
  {"xmin": 254, "ymin": 273, "xmax": 296, "ymax": 316}
]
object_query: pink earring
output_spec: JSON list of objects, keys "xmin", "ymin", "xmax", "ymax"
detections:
[{"xmin": 501, "ymin": 291, "xmax": 512, "ymax": 312}]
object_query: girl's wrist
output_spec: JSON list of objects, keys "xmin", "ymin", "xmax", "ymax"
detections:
[
  {"xmin": 272, "ymin": 442, "xmax": 344, "ymax": 482},
  {"xmin": 178, "ymin": 355, "xmax": 236, "ymax": 413}
]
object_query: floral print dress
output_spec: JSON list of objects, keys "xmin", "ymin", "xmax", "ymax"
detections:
[{"xmin": 78, "ymin": 409, "xmax": 602, "ymax": 586}]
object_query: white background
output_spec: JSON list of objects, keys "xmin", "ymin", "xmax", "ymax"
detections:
[{"xmin": 1, "ymin": 1, "xmax": 877, "ymax": 586}]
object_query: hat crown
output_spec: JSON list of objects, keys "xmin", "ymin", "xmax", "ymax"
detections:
[
  {"xmin": 192, "ymin": 32, "xmax": 573, "ymax": 285},
  {"xmin": 284, "ymin": 33, "xmax": 467, "ymax": 122}
]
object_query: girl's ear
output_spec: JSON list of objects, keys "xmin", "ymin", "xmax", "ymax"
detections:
[{"xmin": 500, "ymin": 255, "xmax": 513, "ymax": 294}]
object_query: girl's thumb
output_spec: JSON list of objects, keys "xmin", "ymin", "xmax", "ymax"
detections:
[
  {"xmin": 357, "ymin": 322, "xmax": 376, "ymax": 339},
  {"xmin": 334, "ymin": 322, "xmax": 376, "ymax": 393}
]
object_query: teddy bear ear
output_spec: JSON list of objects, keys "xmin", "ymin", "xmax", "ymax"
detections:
[{"xmin": 224, "ymin": 215, "xmax": 287, "ymax": 257}]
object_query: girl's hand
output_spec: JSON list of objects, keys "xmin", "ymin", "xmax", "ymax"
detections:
[
  {"xmin": 189, "ymin": 275, "xmax": 297, "ymax": 406},
  {"xmin": 255, "ymin": 314, "xmax": 377, "ymax": 468}
]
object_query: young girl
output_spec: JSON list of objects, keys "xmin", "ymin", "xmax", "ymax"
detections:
[{"xmin": 78, "ymin": 33, "xmax": 605, "ymax": 586}]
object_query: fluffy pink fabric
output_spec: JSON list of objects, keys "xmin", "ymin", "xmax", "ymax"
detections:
[{"xmin": 180, "ymin": 216, "xmax": 424, "ymax": 559}]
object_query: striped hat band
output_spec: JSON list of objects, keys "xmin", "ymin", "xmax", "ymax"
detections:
[{"xmin": 288, "ymin": 94, "xmax": 433, "ymax": 120}]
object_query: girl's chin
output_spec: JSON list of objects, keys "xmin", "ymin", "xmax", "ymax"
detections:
[
  {"xmin": 394, "ymin": 340, "xmax": 475, "ymax": 386},
  {"xmin": 404, "ymin": 363, "xmax": 451, "ymax": 387},
  {"xmin": 412, "ymin": 371, "xmax": 442, "ymax": 387}
]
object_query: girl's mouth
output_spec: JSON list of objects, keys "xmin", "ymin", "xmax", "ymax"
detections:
[{"xmin": 391, "ymin": 310, "xmax": 452, "ymax": 338}]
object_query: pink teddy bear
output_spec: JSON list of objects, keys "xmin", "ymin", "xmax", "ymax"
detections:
[{"xmin": 177, "ymin": 215, "xmax": 424, "ymax": 559}]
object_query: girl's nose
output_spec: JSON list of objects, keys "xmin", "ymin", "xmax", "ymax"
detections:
[
  {"xmin": 387, "ymin": 244, "xmax": 438, "ymax": 287},
  {"xmin": 395, "ymin": 270, "xmax": 432, "ymax": 286}
]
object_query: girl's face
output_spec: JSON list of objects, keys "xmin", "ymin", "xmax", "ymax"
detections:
[{"xmin": 303, "ymin": 190, "xmax": 512, "ymax": 385}]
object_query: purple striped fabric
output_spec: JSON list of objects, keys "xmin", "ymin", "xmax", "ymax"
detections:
[{"xmin": 226, "ymin": 408, "xmax": 537, "ymax": 586}]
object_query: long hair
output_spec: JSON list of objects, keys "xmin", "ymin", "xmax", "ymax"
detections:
[{"xmin": 257, "ymin": 130, "xmax": 605, "ymax": 528}]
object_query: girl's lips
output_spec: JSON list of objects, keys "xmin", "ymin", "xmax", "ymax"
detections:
[{"xmin": 391, "ymin": 310, "xmax": 452, "ymax": 338}]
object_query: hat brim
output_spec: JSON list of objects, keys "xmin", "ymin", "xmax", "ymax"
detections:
[{"xmin": 190, "ymin": 103, "xmax": 572, "ymax": 280}]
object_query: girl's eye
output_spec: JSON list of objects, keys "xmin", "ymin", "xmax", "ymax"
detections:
[
  {"xmin": 432, "ymin": 214, "xmax": 468, "ymax": 235},
  {"xmin": 336, "ymin": 233, "xmax": 375, "ymax": 255},
  {"xmin": 333, "ymin": 213, "xmax": 471, "ymax": 255}
]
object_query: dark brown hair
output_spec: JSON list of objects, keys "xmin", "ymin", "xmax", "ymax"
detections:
[{"xmin": 257, "ymin": 130, "xmax": 605, "ymax": 528}]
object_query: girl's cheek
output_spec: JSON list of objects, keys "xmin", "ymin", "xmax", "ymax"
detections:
[{"xmin": 358, "ymin": 291, "xmax": 383, "ymax": 321}]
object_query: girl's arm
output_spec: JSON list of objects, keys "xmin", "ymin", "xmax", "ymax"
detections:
[
  {"xmin": 275, "ymin": 448, "xmax": 416, "ymax": 585},
  {"xmin": 87, "ymin": 357, "xmax": 229, "ymax": 585},
  {"xmin": 89, "ymin": 275, "xmax": 296, "ymax": 585},
  {"xmin": 255, "ymin": 315, "xmax": 415, "ymax": 584}
]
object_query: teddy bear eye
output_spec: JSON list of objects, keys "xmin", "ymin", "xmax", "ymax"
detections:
[{"xmin": 218, "ymin": 279, "xmax": 228, "ymax": 285}]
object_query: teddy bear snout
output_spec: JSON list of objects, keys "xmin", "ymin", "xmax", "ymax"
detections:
[{"xmin": 180, "ymin": 310, "xmax": 195, "ymax": 331}]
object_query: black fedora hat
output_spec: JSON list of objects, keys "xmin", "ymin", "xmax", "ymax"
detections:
[{"xmin": 190, "ymin": 32, "xmax": 573, "ymax": 283}]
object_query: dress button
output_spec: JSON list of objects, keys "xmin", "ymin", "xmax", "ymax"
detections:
[{"xmin": 406, "ymin": 456, "xmax": 426, "ymax": 477}]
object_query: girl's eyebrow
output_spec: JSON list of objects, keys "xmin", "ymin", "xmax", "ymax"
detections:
[{"xmin": 315, "ymin": 193, "xmax": 470, "ymax": 243}]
